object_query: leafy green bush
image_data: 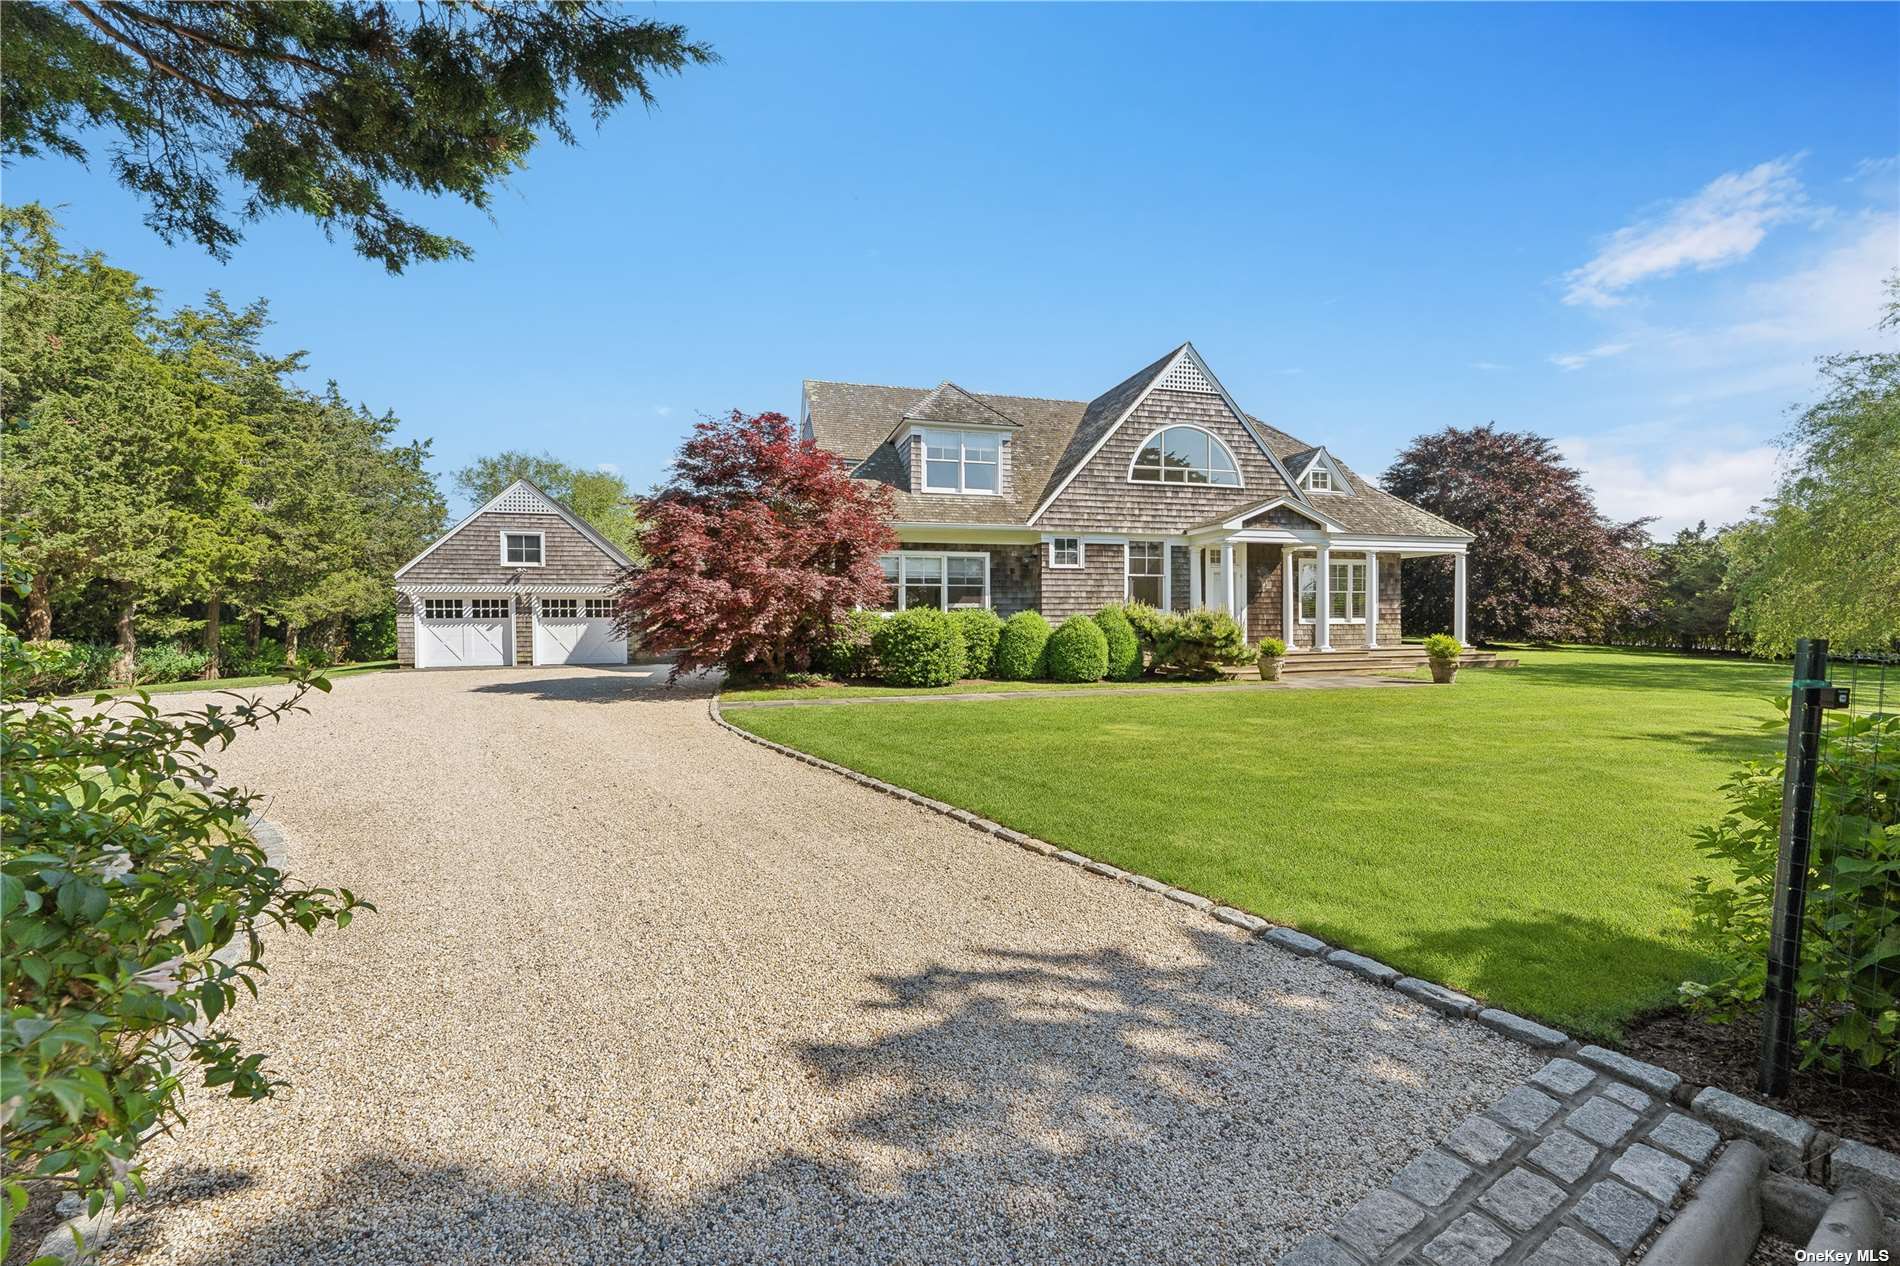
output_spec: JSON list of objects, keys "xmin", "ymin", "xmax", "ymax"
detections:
[
  {"xmin": 871, "ymin": 607, "xmax": 965, "ymax": 687},
  {"xmin": 1045, "ymin": 616, "xmax": 1109, "ymax": 683},
  {"xmin": 1681, "ymin": 706, "xmax": 1900, "ymax": 1076},
  {"xmin": 1152, "ymin": 609, "xmax": 1249, "ymax": 675},
  {"xmin": 1256, "ymin": 636, "xmax": 1287, "ymax": 660},
  {"xmin": 950, "ymin": 608, "xmax": 1004, "ymax": 679},
  {"xmin": 17, "ymin": 640, "xmax": 114, "ymax": 696},
  {"xmin": 347, "ymin": 608, "xmax": 397, "ymax": 661},
  {"xmin": 994, "ymin": 611, "xmax": 1052, "ymax": 681},
  {"xmin": 1093, "ymin": 606, "xmax": 1142, "ymax": 681},
  {"xmin": 816, "ymin": 609, "xmax": 883, "ymax": 680},
  {"xmin": 1423, "ymin": 633, "xmax": 1462, "ymax": 661},
  {"xmin": 132, "ymin": 644, "xmax": 211, "ymax": 685},
  {"xmin": 220, "ymin": 634, "xmax": 288, "ymax": 679},
  {"xmin": 0, "ymin": 545, "xmax": 369, "ymax": 1241},
  {"xmin": 1120, "ymin": 601, "xmax": 1172, "ymax": 651}
]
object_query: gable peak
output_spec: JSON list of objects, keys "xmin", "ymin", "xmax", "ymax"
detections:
[
  {"xmin": 491, "ymin": 480, "xmax": 558, "ymax": 514},
  {"xmin": 1155, "ymin": 349, "xmax": 1218, "ymax": 395},
  {"xmin": 904, "ymin": 380, "xmax": 1020, "ymax": 428}
]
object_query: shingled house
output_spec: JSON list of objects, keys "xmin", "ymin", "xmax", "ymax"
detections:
[{"xmin": 801, "ymin": 343, "xmax": 1472, "ymax": 654}]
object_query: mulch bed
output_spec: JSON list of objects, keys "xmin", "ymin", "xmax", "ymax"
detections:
[{"xmin": 1621, "ymin": 1008, "xmax": 1900, "ymax": 1155}]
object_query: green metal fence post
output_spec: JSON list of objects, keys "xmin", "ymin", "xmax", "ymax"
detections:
[{"xmin": 1759, "ymin": 637, "xmax": 1828, "ymax": 1097}]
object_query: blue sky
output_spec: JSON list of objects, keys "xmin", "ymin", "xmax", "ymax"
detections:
[{"xmin": 9, "ymin": 3, "xmax": 1897, "ymax": 532}]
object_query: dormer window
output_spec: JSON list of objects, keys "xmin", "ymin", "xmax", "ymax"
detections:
[
  {"xmin": 1129, "ymin": 426, "xmax": 1241, "ymax": 487},
  {"xmin": 923, "ymin": 428, "xmax": 1000, "ymax": 494},
  {"xmin": 1304, "ymin": 468, "xmax": 1332, "ymax": 492}
]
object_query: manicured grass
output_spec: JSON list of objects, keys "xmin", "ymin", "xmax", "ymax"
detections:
[
  {"xmin": 721, "ymin": 675, "xmax": 1239, "ymax": 702},
  {"xmin": 725, "ymin": 646, "xmax": 1792, "ymax": 1037},
  {"xmin": 69, "ymin": 660, "xmax": 397, "ymax": 700}
]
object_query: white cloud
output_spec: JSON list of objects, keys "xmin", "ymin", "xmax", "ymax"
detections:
[
  {"xmin": 1471, "ymin": 360, "xmax": 1508, "ymax": 371},
  {"xmin": 595, "ymin": 462, "xmax": 620, "ymax": 475},
  {"xmin": 1725, "ymin": 212, "xmax": 1900, "ymax": 346},
  {"xmin": 1563, "ymin": 157, "xmax": 1811, "ymax": 307},
  {"xmin": 1549, "ymin": 342, "xmax": 1631, "ymax": 371},
  {"xmin": 654, "ymin": 406, "xmax": 674, "ymax": 417},
  {"xmin": 1849, "ymin": 155, "xmax": 1899, "ymax": 184},
  {"xmin": 1559, "ymin": 436, "xmax": 1782, "ymax": 535}
]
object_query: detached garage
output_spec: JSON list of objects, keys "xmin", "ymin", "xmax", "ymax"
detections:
[{"xmin": 393, "ymin": 479, "xmax": 634, "ymax": 669}]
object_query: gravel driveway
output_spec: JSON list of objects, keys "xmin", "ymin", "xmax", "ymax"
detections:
[{"xmin": 102, "ymin": 665, "xmax": 1535, "ymax": 1265}]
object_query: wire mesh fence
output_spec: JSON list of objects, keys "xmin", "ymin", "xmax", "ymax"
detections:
[{"xmin": 1758, "ymin": 641, "xmax": 1900, "ymax": 1097}]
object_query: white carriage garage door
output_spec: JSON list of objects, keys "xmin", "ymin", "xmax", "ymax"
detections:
[
  {"xmin": 416, "ymin": 597, "xmax": 513, "ymax": 668},
  {"xmin": 533, "ymin": 597, "xmax": 627, "ymax": 666}
]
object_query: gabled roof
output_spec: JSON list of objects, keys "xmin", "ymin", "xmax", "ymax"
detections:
[
  {"xmin": 1187, "ymin": 495, "xmax": 1344, "ymax": 534},
  {"xmin": 393, "ymin": 478, "xmax": 633, "ymax": 579},
  {"xmin": 1285, "ymin": 445, "xmax": 1356, "ymax": 495},
  {"xmin": 900, "ymin": 381, "xmax": 1021, "ymax": 431},
  {"xmin": 1245, "ymin": 417, "xmax": 1471, "ymax": 539}
]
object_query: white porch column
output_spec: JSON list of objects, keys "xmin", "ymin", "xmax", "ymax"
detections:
[
  {"xmin": 1189, "ymin": 547, "xmax": 1203, "ymax": 609},
  {"xmin": 1315, "ymin": 543, "xmax": 1332, "ymax": 651},
  {"xmin": 1220, "ymin": 541, "xmax": 1235, "ymax": 617},
  {"xmin": 1364, "ymin": 551, "xmax": 1379, "ymax": 650},
  {"xmin": 1453, "ymin": 551, "xmax": 1469, "ymax": 644},
  {"xmin": 1233, "ymin": 544, "xmax": 1248, "ymax": 637},
  {"xmin": 1281, "ymin": 546, "xmax": 1295, "ymax": 644}
]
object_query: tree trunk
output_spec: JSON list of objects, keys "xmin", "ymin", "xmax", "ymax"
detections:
[
  {"xmin": 284, "ymin": 623, "xmax": 300, "ymax": 665},
  {"xmin": 203, "ymin": 592, "xmax": 222, "ymax": 679},
  {"xmin": 25, "ymin": 572, "xmax": 52, "ymax": 641},
  {"xmin": 246, "ymin": 613, "xmax": 262, "ymax": 654},
  {"xmin": 111, "ymin": 592, "xmax": 137, "ymax": 685}
]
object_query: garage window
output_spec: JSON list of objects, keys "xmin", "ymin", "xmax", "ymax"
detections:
[
  {"xmin": 469, "ymin": 598, "xmax": 509, "ymax": 619},
  {"xmin": 502, "ymin": 532, "xmax": 544, "ymax": 565},
  {"xmin": 542, "ymin": 598, "xmax": 579, "ymax": 618},
  {"xmin": 584, "ymin": 598, "xmax": 614, "ymax": 619},
  {"xmin": 423, "ymin": 599, "xmax": 464, "ymax": 619}
]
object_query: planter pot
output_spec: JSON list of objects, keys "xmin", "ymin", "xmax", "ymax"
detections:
[
  {"xmin": 1429, "ymin": 658, "xmax": 1458, "ymax": 684},
  {"xmin": 1258, "ymin": 658, "xmax": 1284, "ymax": 682}
]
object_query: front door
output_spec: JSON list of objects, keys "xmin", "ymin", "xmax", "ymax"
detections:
[{"xmin": 1202, "ymin": 549, "xmax": 1226, "ymax": 613}]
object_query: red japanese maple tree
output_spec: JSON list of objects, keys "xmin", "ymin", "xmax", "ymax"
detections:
[{"xmin": 621, "ymin": 410, "xmax": 896, "ymax": 679}]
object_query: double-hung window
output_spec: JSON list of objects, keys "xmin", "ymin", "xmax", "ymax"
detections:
[
  {"xmin": 877, "ymin": 553, "xmax": 991, "ymax": 611},
  {"xmin": 1298, "ymin": 558, "xmax": 1368, "ymax": 621},
  {"xmin": 1126, "ymin": 542, "xmax": 1165, "ymax": 606},
  {"xmin": 922, "ymin": 429, "xmax": 1000, "ymax": 494}
]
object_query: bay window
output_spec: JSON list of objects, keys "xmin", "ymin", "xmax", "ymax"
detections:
[
  {"xmin": 877, "ymin": 552, "xmax": 991, "ymax": 611},
  {"xmin": 923, "ymin": 429, "xmax": 1000, "ymax": 494}
]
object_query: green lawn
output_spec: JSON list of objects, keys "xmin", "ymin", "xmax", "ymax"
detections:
[
  {"xmin": 725, "ymin": 646, "xmax": 1792, "ymax": 1038},
  {"xmin": 721, "ymin": 675, "xmax": 1242, "ymax": 702},
  {"xmin": 69, "ymin": 660, "xmax": 397, "ymax": 700}
]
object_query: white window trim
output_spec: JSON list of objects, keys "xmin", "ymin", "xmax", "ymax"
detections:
[
  {"xmin": 467, "ymin": 597, "xmax": 512, "ymax": 620},
  {"xmin": 1124, "ymin": 424, "xmax": 1246, "ymax": 489},
  {"xmin": 1303, "ymin": 468, "xmax": 1332, "ymax": 492},
  {"xmin": 500, "ymin": 529, "xmax": 545, "ymax": 567},
  {"xmin": 920, "ymin": 429, "xmax": 1003, "ymax": 496},
  {"xmin": 1296, "ymin": 557, "xmax": 1369, "ymax": 623},
  {"xmin": 1048, "ymin": 536, "xmax": 1083, "ymax": 569},
  {"xmin": 879, "ymin": 551, "xmax": 992, "ymax": 611},
  {"xmin": 1124, "ymin": 539, "xmax": 1168, "ymax": 607}
]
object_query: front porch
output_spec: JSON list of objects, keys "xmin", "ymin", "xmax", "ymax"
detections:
[{"xmin": 1180, "ymin": 506, "xmax": 1471, "ymax": 652}]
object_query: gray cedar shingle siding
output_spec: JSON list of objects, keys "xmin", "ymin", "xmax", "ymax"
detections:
[{"xmin": 1040, "ymin": 542, "xmax": 1127, "ymax": 622}]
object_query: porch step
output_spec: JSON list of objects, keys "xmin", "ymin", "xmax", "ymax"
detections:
[{"xmin": 1254, "ymin": 648, "xmax": 1516, "ymax": 677}]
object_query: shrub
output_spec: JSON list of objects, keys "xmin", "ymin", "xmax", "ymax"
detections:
[
  {"xmin": 993, "ymin": 611, "xmax": 1052, "ymax": 681},
  {"xmin": 1093, "ymin": 606, "xmax": 1142, "ymax": 681},
  {"xmin": 816, "ymin": 609, "xmax": 883, "ymax": 680},
  {"xmin": 221, "ymin": 634, "xmax": 288, "ymax": 679},
  {"xmin": 347, "ymin": 608, "xmax": 398, "ymax": 661},
  {"xmin": 18, "ymin": 640, "xmax": 115, "ymax": 696},
  {"xmin": 133, "ymin": 643, "xmax": 211, "ymax": 685},
  {"xmin": 871, "ymin": 607, "xmax": 965, "ymax": 687},
  {"xmin": 1682, "ymin": 707, "xmax": 1900, "ymax": 1077},
  {"xmin": 950, "ymin": 608, "xmax": 1004, "ymax": 679},
  {"xmin": 1153, "ymin": 609, "xmax": 1249, "ymax": 675},
  {"xmin": 1120, "ymin": 601, "xmax": 1172, "ymax": 651},
  {"xmin": 1256, "ymin": 636, "xmax": 1287, "ymax": 660},
  {"xmin": 1, "ymin": 548, "xmax": 369, "ymax": 1232},
  {"xmin": 1423, "ymin": 633, "xmax": 1462, "ymax": 661},
  {"xmin": 1045, "ymin": 616, "xmax": 1109, "ymax": 683}
]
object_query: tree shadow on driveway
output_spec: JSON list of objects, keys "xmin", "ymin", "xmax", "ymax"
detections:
[
  {"xmin": 111, "ymin": 926, "xmax": 1516, "ymax": 1265},
  {"xmin": 464, "ymin": 664, "xmax": 720, "ymax": 706}
]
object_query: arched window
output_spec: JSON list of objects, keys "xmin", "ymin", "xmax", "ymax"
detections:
[{"xmin": 1129, "ymin": 426, "xmax": 1242, "ymax": 486}]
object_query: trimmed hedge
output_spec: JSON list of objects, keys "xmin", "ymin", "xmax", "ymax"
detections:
[
  {"xmin": 872, "ymin": 607, "xmax": 965, "ymax": 687},
  {"xmin": 1045, "ymin": 616, "xmax": 1109, "ymax": 682},
  {"xmin": 1093, "ymin": 606, "xmax": 1142, "ymax": 681},
  {"xmin": 993, "ymin": 611, "xmax": 1051, "ymax": 681},
  {"xmin": 950, "ymin": 608, "xmax": 1004, "ymax": 679},
  {"xmin": 817, "ymin": 609, "xmax": 883, "ymax": 679},
  {"xmin": 1152, "ymin": 609, "xmax": 1249, "ymax": 675}
]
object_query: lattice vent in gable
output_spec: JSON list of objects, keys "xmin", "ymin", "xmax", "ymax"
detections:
[
  {"xmin": 493, "ymin": 484, "xmax": 556, "ymax": 514},
  {"xmin": 1156, "ymin": 357, "xmax": 1216, "ymax": 394}
]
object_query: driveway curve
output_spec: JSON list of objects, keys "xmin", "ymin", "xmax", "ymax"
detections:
[{"xmin": 102, "ymin": 665, "xmax": 1534, "ymax": 1265}]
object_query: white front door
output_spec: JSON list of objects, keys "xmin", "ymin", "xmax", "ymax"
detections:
[
  {"xmin": 415, "ymin": 598, "xmax": 511, "ymax": 668},
  {"xmin": 533, "ymin": 597, "xmax": 628, "ymax": 665},
  {"xmin": 1202, "ymin": 549, "xmax": 1226, "ymax": 614}
]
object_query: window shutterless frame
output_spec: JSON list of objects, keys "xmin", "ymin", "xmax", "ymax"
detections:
[
  {"xmin": 1126, "ymin": 424, "xmax": 1243, "ymax": 487},
  {"xmin": 875, "ymin": 552, "xmax": 992, "ymax": 611},
  {"xmin": 500, "ymin": 530, "xmax": 545, "ymax": 566},
  {"xmin": 1297, "ymin": 557, "xmax": 1368, "ymax": 621},
  {"xmin": 1125, "ymin": 541, "xmax": 1165, "ymax": 606},
  {"xmin": 1048, "ymin": 537, "xmax": 1082, "ymax": 568},
  {"xmin": 921, "ymin": 429, "xmax": 1001, "ymax": 495}
]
